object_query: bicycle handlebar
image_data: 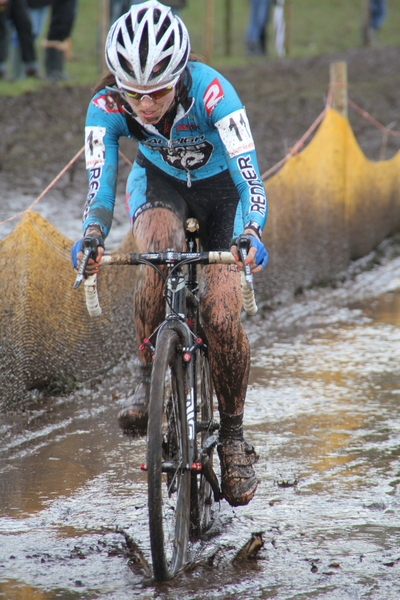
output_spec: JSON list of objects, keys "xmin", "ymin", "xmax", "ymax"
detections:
[{"xmin": 83, "ymin": 250, "xmax": 258, "ymax": 317}]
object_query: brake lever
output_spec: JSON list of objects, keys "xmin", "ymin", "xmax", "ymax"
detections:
[
  {"xmin": 73, "ymin": 236, "xmax": 101, "ymax": 290},
  {"xmin": 237, "ymin": 234, "xmax": 254, "ymax": 292}
]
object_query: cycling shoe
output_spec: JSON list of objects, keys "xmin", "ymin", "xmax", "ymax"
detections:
[
  {"xmin": 118, "ymin": 381, "xmax": 149, "ymax": 434},
  {"xmin": 217, "ymin": 438, "xmax": 259, "ymax": 507}
]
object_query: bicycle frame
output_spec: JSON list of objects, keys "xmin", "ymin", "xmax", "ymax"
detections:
[
  {"xmin": 141, "ymin": 230, "xmax": 213, "ymax": 472},
  {"xmin": 81, "ymin": 226, "xmax": 258, "ymax": 579},
  {"xmin": 159, "ymin": 289, "xmax": 199, "ymax": 470}
]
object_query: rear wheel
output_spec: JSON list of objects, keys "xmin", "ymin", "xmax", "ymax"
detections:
[{"xmin": 147, "ymin": 327, "xmax": 191, "ymax": 581}]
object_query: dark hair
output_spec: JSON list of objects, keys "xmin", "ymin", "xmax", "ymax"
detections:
[{"xmin": 91, "ymin": 53, "xmax": 203, "ymax": 141}]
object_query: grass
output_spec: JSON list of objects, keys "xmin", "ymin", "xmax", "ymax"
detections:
[{"xmin": 0, "ymin": 0, "xmax": 399, "ymax": 96}]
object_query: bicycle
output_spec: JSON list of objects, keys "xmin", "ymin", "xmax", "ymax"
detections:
[{"xmin": 76, "ymin": 219, "xmax": 257, "ymax": 581}]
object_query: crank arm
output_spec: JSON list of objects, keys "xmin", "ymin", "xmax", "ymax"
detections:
[{"xmin": 201, "ymin": 454, "xmax": 222, "ymax": 502}]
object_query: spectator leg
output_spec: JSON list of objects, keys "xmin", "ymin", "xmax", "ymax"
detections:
[{"xmin": 8, "ymin": 0, "xmax": 38, "ymax": 75}]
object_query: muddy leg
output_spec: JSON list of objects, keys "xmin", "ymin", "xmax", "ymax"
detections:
[
  {"xmin": 118, "ymin": 209, "xmax": 185, "ymax": 433},
  {"xmin": 199, "ymin": 264, "xmax": 258, "ymax": 506},
  {"xmin": 200, "ymin": 264, "xmax": 249, "ymax": 415},
  {"xmin": 132, "ymin": 209, "xmax": 185, "ymax": 363}
]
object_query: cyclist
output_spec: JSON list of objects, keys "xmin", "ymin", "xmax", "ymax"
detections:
[{"xmin": 72, "ymin": 0, "xmax": 268, "ymax": 507}]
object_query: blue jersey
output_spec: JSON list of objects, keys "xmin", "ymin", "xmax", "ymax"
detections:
[{"xmin": 82, "ymin": 61, "xmax": 267, "ymax": 240}]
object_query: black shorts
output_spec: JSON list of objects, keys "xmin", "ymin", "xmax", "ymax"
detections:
[{"xmin": 129, "ymin": 152, "xmax": 241, "ymax": 251}]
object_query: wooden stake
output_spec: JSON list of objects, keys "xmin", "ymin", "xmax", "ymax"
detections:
[
  {"xmin": 329, "ymin": 62, "xmax": 348, "ymax": 118},
  {"xmin": 224, "ymin": 0, "xmax": 232, "ymax": 57},
  {"xmin": 284, "ymin": 0, "xmax": 291, "ymax": 56},
  {"xmin": 205, "ymin": 0, "xmax": 214, "ymax": 63},
  {"xmin": 361, "ymin": 0, "xmax": 371, "ymax": 46},
  {"xmin": 100, "ymin": 0, "xmax": 110, "ymax": 74}
]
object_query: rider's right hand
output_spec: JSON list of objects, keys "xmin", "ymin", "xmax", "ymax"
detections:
[{"xmin": 71, "ymin": 228, "xmax": 105, "ymax": 277}]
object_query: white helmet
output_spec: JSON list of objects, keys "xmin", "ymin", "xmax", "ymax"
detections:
[{"xmin": 105, "ymin": 1, "xmax": 191, "ymax": 91}]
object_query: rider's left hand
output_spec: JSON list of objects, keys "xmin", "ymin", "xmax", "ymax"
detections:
[{"xmin": 231, "ymin": 231, "xmax": 268, "ymax": 274}]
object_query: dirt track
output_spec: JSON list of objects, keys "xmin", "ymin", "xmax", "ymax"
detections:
[{"xmin": 1, "ymin": 44, "xmax": 400, "ymax": 203}]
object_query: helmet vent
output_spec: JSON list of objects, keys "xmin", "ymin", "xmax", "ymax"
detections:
[
  {"xmin": 154, "ymin": 9, "xmax": 161, "ymax": 24},
  {"xmin": 140, "ymin": 23, "xmax": 149, "ymax": 72},
  {"xmin": 172, "ymin": 53, "xmax": 187, "ymax": 76},
  {"xmin": 137, "ymin": 8, "xmax": 147, "ymax": 24},
  {"xmin": 118, "ymin": 53, "xmax": 134, "ymax": 78},
  {"xmin": 125, "ymin": 13, "xmax": 134, "ymax": 42},
  {"xmin": 164, "ymin": 31, "xmax": 174, "ymax": 49}
]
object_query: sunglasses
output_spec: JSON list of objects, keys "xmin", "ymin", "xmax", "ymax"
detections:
[{"xmin": 118, "ymin": 84, "xmax": 174, "ymax": 101}]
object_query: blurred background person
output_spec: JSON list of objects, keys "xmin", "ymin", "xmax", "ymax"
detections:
[
  {"xmin": 28, "ymin": 0, "xmax": 51, "ymax": 39},
  {"xmin": 0, "ymin": 0, "xmax": 38, "ymax": 79},
  {"xmin": 245, "ymin": 0, "xmax": 271, "ymax": 56},
  {"xmin": 362, "ymin": 0, "xmax": 386, "ymax": 45},
  {"xmin": 370, "ymin": 0, "xmax": 386, "ymax": 33},
  {"xmin": 7, "ymin": 0, "xmax": 51, "ymax": 80},
  {"xmin": 42, "ymin": 0, "xmax": 77, "ymax": 81}
]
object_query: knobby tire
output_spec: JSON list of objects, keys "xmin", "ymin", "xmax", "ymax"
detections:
[
  {"xmin": 190, "ymin": 349, "xmax": 215, "ymax": 536},
  {"xmin": 147, "ymin": 327, "xmax": 191, "ymax": 581}
]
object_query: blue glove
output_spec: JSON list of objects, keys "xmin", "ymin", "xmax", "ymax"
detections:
[
  {"xmin": 250, "ymin": 236, "xmax": 269, "ymax": 269},
  {"xmin": 71, "ymin": 239, "xmax": 83, "ymax": 269}
]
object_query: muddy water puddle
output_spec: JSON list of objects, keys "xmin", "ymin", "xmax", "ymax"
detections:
[{"xmin": 1, "ymin": 267, "xmax": 400, "ymax": 598}]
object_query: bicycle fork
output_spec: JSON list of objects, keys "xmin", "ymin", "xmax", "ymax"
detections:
[{"xmin": 141, "ymin": 261, "xmax": 222, "ymax": 499}]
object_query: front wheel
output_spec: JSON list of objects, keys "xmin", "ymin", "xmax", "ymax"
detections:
[
  {"xmin": 190, "ymin": 347, "xmax": 215, "ymax": 537},
  {"xmin": 147, "ymin": 327, "xmax": 191, "ymax": 581}
]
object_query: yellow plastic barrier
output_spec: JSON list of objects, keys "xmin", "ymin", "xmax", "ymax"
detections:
[
  {"xmin": 262, "ymin": 107, "xmax": 400, "ymax": 301},
  {"xmin": 0, "ymin": 211, "xmax": 137, "ymax": 404}
]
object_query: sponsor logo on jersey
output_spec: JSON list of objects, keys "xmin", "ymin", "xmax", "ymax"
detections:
[
  {"xmin": 142, "ymin": 136, "xmax": 214, "ymax": 171},
  {"xmin": 215, "ymin": 109, "xmax": 255, "ymax": 158},
  {"xmin": 237, "ymin": 155, "xmax": 266, "ymax": 217},
  {"xmin": 158, "ymin": 140, "xmax": 213, "ymax": 171},
  {"xmin": 83, "ymin": 167, "xmax": 102, "ymax": 222},
  {"xmin": 85, "ymin": 126, "xmax": 106, "ymax": 168},
  {"xmin": 176, "ymin": 123, "xmax": 200, "ymax": 132},
  {"xmin": 92, "ymin": 93, "xmax": 120, "ymax": 114},
  {"xmin": 203, "ymin": 78, "xmax": 224, "ymax": 116},
  {"xmin": 144, "ymin": 135, "xmax": 207, "ymax": 148}
]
